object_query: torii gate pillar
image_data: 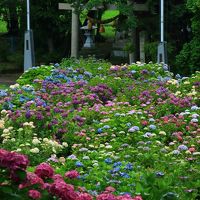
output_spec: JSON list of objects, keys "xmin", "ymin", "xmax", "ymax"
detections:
[{"xmin": 59, "ymin": 3, "xmax": 79, "ymax": 58}]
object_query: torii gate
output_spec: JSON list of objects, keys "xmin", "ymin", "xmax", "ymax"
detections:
[{"xmin": 59, "ymin": 2, "xmax": 149, "ymax": 61}]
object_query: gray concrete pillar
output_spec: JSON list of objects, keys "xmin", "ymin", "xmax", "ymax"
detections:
[
  {"xmin": 71, "ymin": 9, "xmax": 79, "ymax": 58},
  {"xmin": 139, "ymin": 31, "xmax": 146, "ymax": 62}
]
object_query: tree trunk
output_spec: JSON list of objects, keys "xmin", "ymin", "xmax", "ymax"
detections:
[
  {"xmin": 47, "ymin": 38, "xmax": 54, "ymax": 53},
  {"xmin": 8, "ymin": 1, "xmax": 19, "ymax": 35}
]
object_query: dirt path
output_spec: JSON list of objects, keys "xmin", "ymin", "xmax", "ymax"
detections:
[{"xmin": 0, "ymin": 73, "xmax": 22, "ymax": 85}]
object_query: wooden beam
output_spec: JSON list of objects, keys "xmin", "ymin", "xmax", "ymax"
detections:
[
  {"xmin": 106, "ymin": 3, "xmax": 148, "ymax": 11},
  {"xmin": 133, "ymin": 3, "xmax": 149, "ymax": 11},
  {"xmin": 58, "ymin": 3, "xmax": 72, "ymax": 10}
]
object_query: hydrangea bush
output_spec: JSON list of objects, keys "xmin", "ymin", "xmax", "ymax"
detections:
[{"xmin": 0, "ymin": 58, "xmax": 200, "ymax": 199}]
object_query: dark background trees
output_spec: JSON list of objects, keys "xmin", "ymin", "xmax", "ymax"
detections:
[{"xmin": 0, "ymin": 0, "xmax": 199, "ymax": 75}]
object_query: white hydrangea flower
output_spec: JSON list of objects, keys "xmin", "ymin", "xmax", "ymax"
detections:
[
  {"xmin": 0, "ymin": 120, "xmax": 5, "ymax": 129},
  {"xmin": 1, "ymin": 110, "xmax": 7, "ymax": 115},
  {"xmin": 30, "ymin": 148, "xmax": 40, "ymax": 153},
  {"xmin": 3, "ymin": 129, "xmax": 10, "ymax": 134},
  {"xmin": 9, "ymin": 83, "xmax": 20, "ymax": 89},
  {"xmin": 62, "ymin": 142, "xmax": 68, "ymax": 147},
  {"xmin": 32, "ymin": 138, "xmax": 41, "ymax": 145}
]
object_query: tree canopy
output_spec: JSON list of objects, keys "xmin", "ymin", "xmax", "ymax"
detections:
[{"xmin": 0, "ymin": 0, "xmax": 200, "ymax": 74}]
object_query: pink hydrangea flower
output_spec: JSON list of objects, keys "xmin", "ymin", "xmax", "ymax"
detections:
[
  {"xmin": 133, "ymin": 196, "xmax": 143, "ymax": 200},
  {"xmin": 0, "ymin": 149, "xmax": 29, "ymax": 170},
  {"xmin": 35, "ymin": 162, "xmax": 54, "ymax": 179},
  {"xmin": 116, "ymin": 194, "xmax": 133, "ymax": 200},
  {"xmin": 19, "ymin": 172, "xmax": 44, "ymax": 189},
  {"xmin": 28, "ymin": 189, "xmax": 41, "ymax": 199},
  {"xmin": 97, "ymin": 193, "xmax": 117, "ymax": 200},
  {"xmin": 78, "ymin": 193, "xmax": 93, "ymax": 200},
  {"xmin": 49, "ymin": 179, "xmax": 78, "ymax": 200},
  {"xmin": 52, "ymin": 174, "xmax": 63, "ymax": 180},
  {"xmin": 105, "ymin": 186, "xmax": 116, "ymax": 193},
  {"xmin": 65, "ymin": 170, "xmax": 80, "ymax": 179}
]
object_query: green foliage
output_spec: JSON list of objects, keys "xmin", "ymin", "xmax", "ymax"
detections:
[
  {"xmin": 17, "ymin": 65, "xmax": 54, "ymax": 86},
  {"xmin": 60, "ymin": 57, "xmax": 111, "ymax": 75},
  {"xmin": 176, "ymin": 39, "xmax": 200, "ymax": 75},
  {"xmin": 67, "ymin": 0, "xmax": 137, "ymax": 30},
  {"xmin": 144, "ymin": 42, "xmax": 158, "ymax": 63},
  {"xmin": 187, "ymin": 0, "xmax": 200, "ymax": 12},
  {"xmin": 101, "ymin": 10, "xmax": 119, "ymax": 21},
  {"xmin": 0, "ymin": 20, "xmax": 7, "ymax": 33},
  {"xmin": 175, "ymin": 0, "xmax": 200, "ymax": 75},
  {"xmin": 0, "ymin": 84, "xmax": 8, "ymax": 89}
]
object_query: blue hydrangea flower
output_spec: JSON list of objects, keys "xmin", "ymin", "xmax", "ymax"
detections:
[
  {"xmin": 126, "ymin": 123, "xmax": 132, "ymax": 127},
  {"xmin": 113, "ymin": 162, "xmax": 122, "ymax": 167},
  {"xmin": 67, "ymin": 154, "xmax": 77, "ymax": 160},
  {"xmin": 191, "ymin": 118, "xmax": 198, "ymax": 123},
  {"xmin": 78, "ymin": 75, "xmax": 84, "ymax": 80},
  {"xmin": 104, "ymin": 158, "xmax": 113, "ymax": 164},
  {"xmin": 22, "ymin": 85, "xmax": 34, "ymax": 92},
  {"xmin": 162, "ymin": 64, "xmax": 168, "ymax": 71},
  {"xmin": 172, "ymin": 150, "xmax": 180, "ymax": 155},
  {"xmin": 19, "ymin": 96, "xmax": 29, "ymax": 103},
  {"xmin": 149, "ymin": 124, "xmax": 156, "ymax": 130},
  {"xmin": 163, "ymin": 76, "xmax": 172, "ymax": 81},
  {"xmin": 143, "ymin": 132, "xmax": 152, "ymax": 138},
  {"xmin": 149, "ymin": 118, "xmax": 155, "ymax": 122},
  {"xmin": 103, "ymin": 125, "xmax": 110, "ymax": 129},
  {"xmin": 119, "ymin": 172, "xmax": 130, "ymax": 178},
  {"xmin": 84, "ymin": 71, "xmax": 92, "ymax": 78},
  {"xmin": 175, "ymin": 74, "xmax": 181, "ymax": 79},
  {"xmin": 75, "ymin": 161, "xmax": 84, "ymax": 167},
  {"xmin": 0, "ymin": 90, "xmax": 8, "ymax": 97},
  {"xmin": 97, "ymin": 128, "xmax": 103, "ymax": 134},
  {"xmin": 54, "ymin": 63, "xmax": 60, "ymax": 67},
  {"xmin": 191, "ymin": 106, "xmax": 199, "ymax": 111},
  {"xmin": 131, "ymin": 70, "xmax": 136, "ymax": 74},
  {"xmin": 128, "ymin": 126, "xmax": 140, "ymax": 132},
  {"xmin": 155, "ymin": 171, "xmax": 165, "ymax": 177},
  {"xmin": 124, "ymin": 163, "xmax": 133, "ymax": 170},
  {"xmin": 178, "ymin": 145, "xmax": 188, "ymax": 151},
  {"xmin": 112, "ymin": 167, "xmax": 121, "ymax": 173}
]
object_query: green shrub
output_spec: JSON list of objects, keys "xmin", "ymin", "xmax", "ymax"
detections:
[
  {"xmin": 17, "ymin": 65, "xmax": 54, "ymax": 85},
  {"xmin": 176, "ymin": 38, "xmax": 200, "ymax": 75}
]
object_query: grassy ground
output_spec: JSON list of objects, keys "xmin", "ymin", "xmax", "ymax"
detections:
[
  {"xmin": 101, "ymin": 10, "xmax": 119, "ymax": 20},
  {"xmin": 0, "ymin": 20, "xmax": 7, "ymax": 33},
  {"xmin": 80, "ymin": 10, "xmax": 119, "ymax": 39},
  {"xmin": 0, "ymin": 84, "xmax": 8, "ymax": 89},
  {"xmin": 101, "ymin": 10, "xmax": 119, "ymax": 39}
]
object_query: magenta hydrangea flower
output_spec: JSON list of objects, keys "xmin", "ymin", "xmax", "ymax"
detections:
[
  {"xmin": 78, "ymin": 193, "xmax": 93, "ymax": 200},
  {"xmin": 96, "ymin": 193, "xmax": 117, "ymax": 200},
  {"xmin": 28, "ymin": 189, "xmax": 41, "ymax": 199},
  {"xmin": 49, "ymin": 179, "xmax": 78, "ymax": 200},
  {"xmin": 19, "ymin": 172, "xmax": 44, "ymax": 189},
  {"xmin": 34, "ymin": 162, "xmax": 54, "ymax": 179},
  {"xmin": 0, "ymin": 149, "xmax": 29, "ymax": 170},
  {"xmin": 65, "ymin": 170, "xmax": 80, "ymax": 179},
  {"xmin": 105, "ymin": 186, "xmax": 116, "ymax": 193}
]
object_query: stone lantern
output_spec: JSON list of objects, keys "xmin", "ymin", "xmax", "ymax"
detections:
[{"xmin": 81, "ymin": 20, "xmax": 97, "ymax": 48}]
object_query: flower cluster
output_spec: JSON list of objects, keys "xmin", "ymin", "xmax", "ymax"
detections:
[{"xmin": 0, "ymin": 59, "xmax": 199, "ymax": 199}]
